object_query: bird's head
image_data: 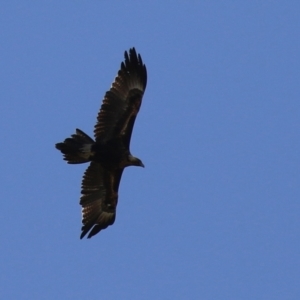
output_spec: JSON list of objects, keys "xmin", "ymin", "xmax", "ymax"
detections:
[{"xmin": 128, "ymin": 155, "xmax": 145, "ymax": 168}]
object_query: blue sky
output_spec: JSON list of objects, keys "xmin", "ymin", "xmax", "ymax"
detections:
[{"xmin": 1, "ymin": 1, "xmax": 299, "ymax": 299}]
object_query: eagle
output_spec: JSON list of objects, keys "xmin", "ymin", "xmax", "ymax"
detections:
[{"xmin": 55, "ymin": 48, "xmax": 147, "ymax": 239}]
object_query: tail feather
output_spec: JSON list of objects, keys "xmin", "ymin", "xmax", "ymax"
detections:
[{"xmin": 55, "ymin": 129, "xmax": 95, "ymax": 164}]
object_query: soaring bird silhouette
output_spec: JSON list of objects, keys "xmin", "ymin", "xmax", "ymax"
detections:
[{"xmin": 55, "ymin": 48, "xmax": 147, "ymax": 239}]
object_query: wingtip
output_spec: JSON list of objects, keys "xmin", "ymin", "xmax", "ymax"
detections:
[
  {"xmin": 80, "ymin": 224, "xmax": 91, "ymax": 239},
  {"xmin": 122, "ymin": 47, "xmax": 147, "ymax": 90}
]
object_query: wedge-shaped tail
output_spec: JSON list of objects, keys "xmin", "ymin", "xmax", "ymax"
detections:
[{"xmin": 55, "ymin": 129, "xmax": 95, "ymax": 164}]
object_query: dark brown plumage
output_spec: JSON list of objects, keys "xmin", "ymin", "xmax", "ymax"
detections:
[{"xmin": 55, "ymin": 48, "xmax": 147, "ymax": 239}]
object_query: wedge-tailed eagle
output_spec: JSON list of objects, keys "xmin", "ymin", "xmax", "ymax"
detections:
[{"xmin": 55, "ymin": 48, "xmax": 147, "ymax": 239}]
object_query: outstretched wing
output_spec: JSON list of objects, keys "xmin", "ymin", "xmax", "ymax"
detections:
[
  {"xmin": 80, "ymin": 161, "xmax": 123, "ymax": 239},
  {"xmin": 94, "ymin": 48, "xmax": 147, "ymax": 148}
]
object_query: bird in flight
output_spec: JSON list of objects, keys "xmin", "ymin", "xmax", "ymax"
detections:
[{"xmin": 55, "ymin": 48, "xmax": 147, "ymax": 239}]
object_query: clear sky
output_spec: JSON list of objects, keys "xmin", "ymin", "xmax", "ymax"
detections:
[{"xmin": 1, "ymin": 1, "xmax": 299, "ymax": 299}]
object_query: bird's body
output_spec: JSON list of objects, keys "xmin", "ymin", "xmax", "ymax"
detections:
[{"xmin": 55, "ymin": 48, "xmax": 147, "ymax": 239}]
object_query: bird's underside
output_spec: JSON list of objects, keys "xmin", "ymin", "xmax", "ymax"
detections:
[{"xmin": 55, "ymin": 48, "xmax": 147, "ymax": 239}]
